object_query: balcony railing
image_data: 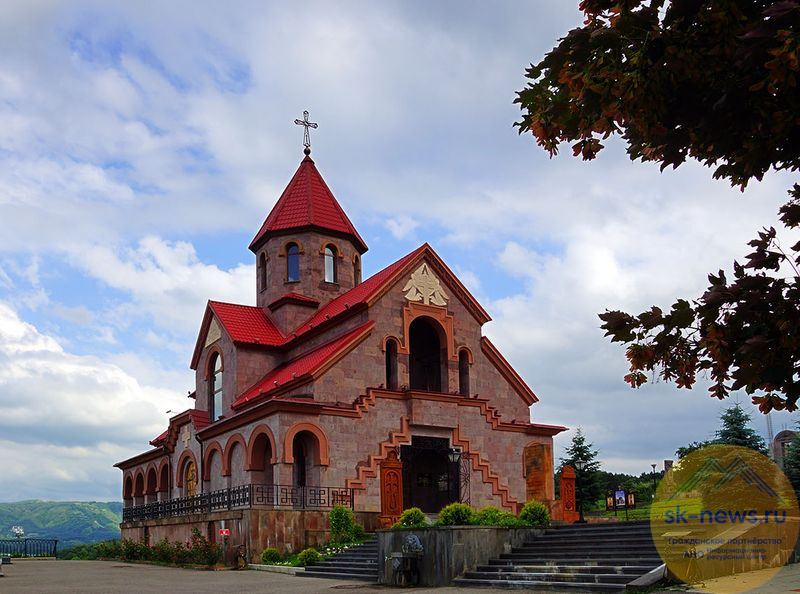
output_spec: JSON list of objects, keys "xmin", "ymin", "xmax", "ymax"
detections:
[
  {"xmin": 0, "ymin": 538, "xmax": 58, "ymax": 557},
  {"xmin": 122, "ymin": 483, "xmax": 354, "ymax": 522}
]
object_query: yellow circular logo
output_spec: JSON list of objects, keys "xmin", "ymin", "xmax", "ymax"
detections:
[{"xmin": 650, "ymin": 445, "xmax": 799, "ymax": 593}]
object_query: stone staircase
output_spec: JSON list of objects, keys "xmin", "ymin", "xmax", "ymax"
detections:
[
  {"xmin": 299, "ymin": 538, "xmax": 378, "ymax": 582},
  {"xmin": 453, "ymin": 521, "xmax": 662, "ymax": 592}
]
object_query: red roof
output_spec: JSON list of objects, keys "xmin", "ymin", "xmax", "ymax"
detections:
[
  {"xmin": 233, "ymin": 320, "xmax": 375, "ymax": 409},
  {"xmin": 289, "ymin": 245, "xmax": 426, "ymax": 340},
  {"xmin": 208, "ymin": 301, "xmax": 285, "ymax": 346},
  {"xmin": 149, "ymin": 409, "xmax": 211, "ymax": 448},
  {"xmin": 249, "ymin": 156, "xmax": 368, "ymax": 253}
]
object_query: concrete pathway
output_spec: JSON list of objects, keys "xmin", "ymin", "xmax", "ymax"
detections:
[{"xmin": 1, "ymin": 558, "xmax": 798, "ymax": 593}]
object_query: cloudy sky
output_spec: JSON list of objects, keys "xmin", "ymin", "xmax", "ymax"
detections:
[{"xmin": 1, "ymin": 1, "xmax": 796, "ymax": 502}]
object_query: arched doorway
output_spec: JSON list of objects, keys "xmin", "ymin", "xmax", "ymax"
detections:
[
  {"xmin": 409, "ymin": 317, "xmax": 446, "ymax": 392},
  {"xmin": 292, "ymin": 431, "xmax": 321, "ymax": 488}
]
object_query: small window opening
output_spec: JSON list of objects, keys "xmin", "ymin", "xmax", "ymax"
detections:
[
  {"xmin": 324, "ymin": 245, "xmax": 337, "ymax": 283},
  {"xmin": 286, "ymin": 243, "xmax": 300, "ymax": 282}
]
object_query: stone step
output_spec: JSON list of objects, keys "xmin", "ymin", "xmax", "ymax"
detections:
[
  {"xmin": 533, "ymin": 533, "xmax": 654, "ymax": 543},
  {"xmin": 303, "ymin": 564, "xmax": 377, "ymax": 576},
  {"xmin": 462, "ymin": 570, "xmax": 634, "ymax": 585},
  {"xmin": 298, "ymin": 570, "xmax": 377, "ymax": 582},
  {"xmin": 312, "ymin": 560, "xmax": 377, "ymax": 570},
  {"xmin": 452, "ymin": 577, "xmax": 625, "ymax": 592},
  {"xmin": 500, "ymin": 554, "xmax": 663, "ymax": 567},
  {"xmin": 476, "ymin": 564, "xmax": 655, "ymax": 575},
  {"xmin": 515, "ymin": 541, "xmax": 656, "ymax": 550}
]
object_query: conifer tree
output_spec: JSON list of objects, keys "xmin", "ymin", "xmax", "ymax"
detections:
[
  {"xmin": 715, "ymin": 403, "xmax": 768, "ymax": 454},
  {"xmin": 560, "ymin": 428, "xmax": 603, "ymax": 510}
]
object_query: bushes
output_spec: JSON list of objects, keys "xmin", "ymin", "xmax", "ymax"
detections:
[
  {"xmin": 473, "ymin": 506, "xmax": 522, "ymax": 527},
  {"xmin": 297, "ymin": 547, "xmax": 322, "ymax": 566},
  {"xmin": 260, "ymin": 547, "xmax": 282, "ymax": 564},
  {"xmin": 391, "ymin": 507, "xmax": 428, "ymax": 529},
  {"xmin": 518, "ymin": 500, "xmax": 551, "ymax": 528},
  {"xmin": 438, "ymin": 503, "xmax": 474, "ymax": 526},
  {"xmin": 329, "ymin": 505, "xmax": 356, "ymax": 543},
  {"xmin": 78, "ymin": 529, "xmax": 221, "ymax": 566}
]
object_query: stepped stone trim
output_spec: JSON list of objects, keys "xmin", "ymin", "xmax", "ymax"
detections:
[
  {"xmin": 452, "ymin": 426, "xmax": 521, "ymax": 513},
  {"xmin": 345, "ymin": 416, "xmax": 410, "ymax": 490}
]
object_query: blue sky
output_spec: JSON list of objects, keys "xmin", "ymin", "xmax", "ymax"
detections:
[{"xmin": 0, "ymin": 1, "xmax": 796, "ymax": 502}]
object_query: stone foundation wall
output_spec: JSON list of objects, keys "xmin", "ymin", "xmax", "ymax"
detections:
[{"xmin": 121, "ymin": 508, "xmax": 381, "ymax": 563}]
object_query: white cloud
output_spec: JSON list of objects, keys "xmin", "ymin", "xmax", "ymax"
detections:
[
  {"xmin": 68, "ymin": 236, "xmax": 253, "ymax": 337},
  {"xmin": 0, "ymin": 302, "xmax": 187, "ymax": 500}
]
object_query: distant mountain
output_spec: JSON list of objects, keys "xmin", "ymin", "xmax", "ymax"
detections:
[{"xmin": 0, "ymin": 500, "xmax": 121, "ymax": 548}]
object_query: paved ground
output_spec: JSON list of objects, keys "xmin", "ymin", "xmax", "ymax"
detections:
[{"xmin": 1, "ymin": 559, "xmax": 798, "ymax": 593}]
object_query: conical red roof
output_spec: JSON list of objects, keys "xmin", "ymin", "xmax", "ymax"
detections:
[{"xmin": 249, "ymin": 155, "xmax": 367, "ymax": 253}]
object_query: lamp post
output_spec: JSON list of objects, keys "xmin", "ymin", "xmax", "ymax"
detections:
[
  {"xmin": 574, "ymin": 460, "xmax": 587, "ymax": 523},
  {"xmin": 651, "ymin": 463, "xmax": 657, "ymax": 499}
]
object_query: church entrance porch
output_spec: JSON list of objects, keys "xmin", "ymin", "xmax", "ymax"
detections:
[{"xmin": 401, "ymin": 436, "xmax": 466, "ymax": 513}]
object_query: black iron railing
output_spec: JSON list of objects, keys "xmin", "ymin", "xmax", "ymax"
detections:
[
  {"xmin": 122, "ymin": 483, "xmax": 354, "ymax": 522},
  {"xmin": 0, "ymin": 538, "xmax": 58, "ymax": 557}
]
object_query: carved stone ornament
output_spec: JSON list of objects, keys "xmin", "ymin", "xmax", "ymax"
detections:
[{"xmin": 402, "ymin": 263, "xmax": 448, "ymax": 306}]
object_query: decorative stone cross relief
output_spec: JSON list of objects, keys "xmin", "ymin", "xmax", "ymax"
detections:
[
  {"xmin": 402, "ymin": 263, "xmax": 448, "ymax": 306},
  {"xmin": 180, "ymin": 425, "xmax": 191, "ymax": 449}
]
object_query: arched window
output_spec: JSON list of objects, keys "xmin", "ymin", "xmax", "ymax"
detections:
[
  {"xmin": 385, "ymin": 339, "xmax": 398, "ymax": 390},
  {"xmin": 324, "ymin": 245, "xmax": 337, "ymax": 283},
  {"xmin": 353, "ymin": 254, "xmax": 361, "ymax": 285},
  {"xmin": 409, "ymin": 317, "xmax": 445, "ymax": 392},
  {"xmin": 209, "ymin": 353, "xmax": 223, "ymax": 422},
  {"xmin": 258, "ymin": 253, "xmax": 267, "ymax": 292},
  {"xmin": 286, "ymin": 243, "xmax": 300, "ymax": 282},
  {"xmin": 458, "ymin": 349, "xmax": 470, "ymax": 396}
]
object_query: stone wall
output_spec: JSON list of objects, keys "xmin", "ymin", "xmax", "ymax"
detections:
[{"xmin": 378, "ymin": 526, "xmax": 545, "ymax": 586}]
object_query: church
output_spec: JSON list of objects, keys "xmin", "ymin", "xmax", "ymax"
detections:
[{"xmin": 116, "ymin": 119, "xmax": 569, "ymax": 557}]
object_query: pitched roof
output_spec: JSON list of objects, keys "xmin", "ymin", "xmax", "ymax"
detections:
[
  {"xmin": 148, "ymin": 409, "xmax": 211, "ymax": 449},
  {"xmin": 249, "ymin": 156, "xmax": 368, "ymax": 253},
  {"xmin": 233, "ymin": 320, "xmax": 375, "ymax": 410},
  {"xmin": 287, "ymin": 243, "xmax": 490, "ymax": 340},
  {"xmin": 288, "ymin": 245, "xmax": 426, "ymax": 340},
  {"xmin": 208, "ymin": 301, "xmax": 285, "ymax": 345},
  {"xmin": 191, "ymin": 301, "xmax": 284, "ymax": 369}
]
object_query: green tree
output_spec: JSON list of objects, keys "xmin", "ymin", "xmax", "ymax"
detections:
[
  {"xmin": 675, "ymin": 440, "xmax": 714, "ymax": 460},
  {"xmin": 715, "ymin": 403, "xmax": 768, "ymax": 453},
  {"xmin": 560, "ymin": 428, "xmax": 604, "ymax": 510},
  {"xmin": 516, "ymin": 0, "xmax": 800, "ymax": 413},
  {"xmin": 674, "ymin": 403, "xmax": 768, "ymax": 458}
]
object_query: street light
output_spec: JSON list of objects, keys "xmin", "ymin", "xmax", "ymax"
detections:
[
  {"xmin": 651, "ymin": 463, "xmax": 657, "ymax": 499},
  {"xmin": 574, "ymin": 460, "xmax": 587, "ymax": 523}
]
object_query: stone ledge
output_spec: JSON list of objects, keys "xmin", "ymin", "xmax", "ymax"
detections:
[{"xmin": 248, "ymin": 563, "xmax": 301, "ymax": 575}]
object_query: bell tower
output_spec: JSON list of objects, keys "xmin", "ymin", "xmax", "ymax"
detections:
[{"xmin": 249, "ymin": 113, "xmax": 368, "ymax": 332}]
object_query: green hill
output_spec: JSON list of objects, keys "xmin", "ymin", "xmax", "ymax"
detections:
[{"xmin": 0, "ymin": 500, "xmax": 121, "ymax": 548}]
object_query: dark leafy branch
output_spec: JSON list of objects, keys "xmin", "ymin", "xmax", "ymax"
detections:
[{"xmin": 516, "ymin": 1, "xmax": 800, "ymax": 412}]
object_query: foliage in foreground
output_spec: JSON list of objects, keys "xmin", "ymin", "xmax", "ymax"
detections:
[
  {"xmin": 391, "ymin": 501, "xmax": 550, "ymax": 529},
  {"xmin": 328, "ymin": 505, "xmax": 365, "ymax": 544},
  {"xmin": 518, "ymin": 501, "xmax": 551, "ymax": 528},
  {"xmin": 297, "ymin": 547, "xmax": 322, "ymax": 566},
  {"xmin": 516, "ymin": 0, "xmax": 800, "ymax": 412},
  {"xmin": 58, "ymin": 529, "xmax": 221, "ymax": 566},
  {"xmin": 391, "ymin": 507, "xmax": 428, "ymax": 529}
]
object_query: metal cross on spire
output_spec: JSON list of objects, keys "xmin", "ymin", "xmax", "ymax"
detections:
[{"xmin": 294, "ymin": 110, "xmax": 318, "ymax": 156}]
